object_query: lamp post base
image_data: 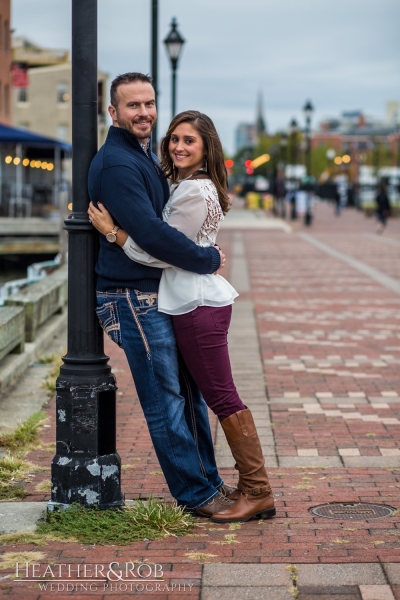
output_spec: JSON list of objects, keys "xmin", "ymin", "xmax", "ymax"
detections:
[
  {"xmin": 51, "ymin": 453, "xmax": 123, "ymax": 508},
  {"xmin": 51, "ymin": 368, "xmax": 123, "ymax": 509}
]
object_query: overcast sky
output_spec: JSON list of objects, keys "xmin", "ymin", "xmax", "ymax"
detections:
[{"xmin": 11, "ymin": 0, "xmax": 400, "ymax": 153}]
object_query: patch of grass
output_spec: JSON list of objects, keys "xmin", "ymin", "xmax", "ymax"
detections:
[
  {"xmin": 371, "ymin": 540, "xmax": 385, "ymax": 546},
  {"xmin": 0, "ymin": 454, "xmax": 35, "ymax": 500},
  {"xmin": 35, "ymin": 480, "xmax": 51, "ymax": 493},
  {"xmin": 0, "ymin": 412, "xmax": 46, "ymax": 453},
  {"xmin": 149, "ymin": 471, "xmax": 164, "ymax": 476},
  {"xmin": 0, "ymin": 551, "xmax": 47, "ymax": 571},
  {"xmin": 0, "ymin": 532, "xmax": 70, "ymax": 547},
  {"xmin": 331, "ymin": 539, "xmax": 350, "ymax": 545},
  {"xmin": 0, "ymin": 532, "xmax": 47, "ymax": 546},
  {"xmin": 38, "ymin": 354, "xmax": 57, "ymax": 364},
  {"xmin": 0, "ymin": 482, "xmax": 28, "ymax": 501},
  {"xmin": 36, "ymin": 498, "xmax": 196, "ymax": 545},
  {"xmin": 41, "ymin": 354, "xmax": 63, "ymax": 396},
  {"xmin": 184, "ymin": 552, "xmax": 218, "ymax": 563},
  {"xmin": 211, "ymin": 534, "xmax": 239, "ymax": 545},
  {"xmin": 229, "ymin": 522, "xmax": 242, "ymax": 530}
]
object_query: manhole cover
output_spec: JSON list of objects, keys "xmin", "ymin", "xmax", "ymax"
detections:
[{"xmin": 310, "ymin": 502, "xmax": 396, "ymax": 520}]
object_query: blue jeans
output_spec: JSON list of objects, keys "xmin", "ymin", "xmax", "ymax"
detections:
[{"xmin": 96, "ymin": 288, "xmax": 223, "ymax": 509}]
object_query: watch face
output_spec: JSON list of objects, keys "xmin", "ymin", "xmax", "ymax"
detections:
[{"xmin": 106, "ymin": 232, "xmax": 117, "ymax": 243}]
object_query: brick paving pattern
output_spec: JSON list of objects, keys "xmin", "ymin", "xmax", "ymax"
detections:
[{"xmin": 1, "ymin": 203, "xmax": 400, "ymax": 599}]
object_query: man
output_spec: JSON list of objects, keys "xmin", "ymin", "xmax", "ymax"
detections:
[{"xmin": 88, "ymin": 72, "xmax": 233, "ymax": 515}]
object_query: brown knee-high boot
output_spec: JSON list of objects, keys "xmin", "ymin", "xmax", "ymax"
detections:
[{"xmin": 211, "ymin": 409, "xmax": 276, "ymax": 523}]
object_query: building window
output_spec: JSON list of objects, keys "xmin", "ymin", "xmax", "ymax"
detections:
[
  {"xmin": 57, "ymin": 82, "xmax": 69, "ymax": 103},
  {"xmin": 18, "ymin": 87, "xmax": 28, "ymax": 103},
  {"xmin": 57, "ymin": 124, "xmax": 68, "ymax": 141},
  {"xmin": 4, "ymin": 20, "xmax": 9, "ymax": 53},
  {"xmin": 4, "ymin": 84, "xmax": 9, "ymax": 116}
]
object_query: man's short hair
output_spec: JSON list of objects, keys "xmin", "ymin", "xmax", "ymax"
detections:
[{"xmin": 110, "ymin": 72, "xmax": 154, "ymax": 108}]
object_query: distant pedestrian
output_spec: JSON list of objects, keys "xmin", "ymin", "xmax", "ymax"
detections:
[
  {"xmin": 334, "ymin": 187, "xmax": 341, "ymax": 216},
  {"xmin": 375, "ymin": 184, "xmax": 391, "ymax": 233}
]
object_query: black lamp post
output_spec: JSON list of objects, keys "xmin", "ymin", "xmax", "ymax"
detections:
[
  {"xmin": 303, "ymin": 99, "xmax": 314, "ymax": 226},
  {"xmin": 151, "ymin": 0, "xmax": 158, "ymax": 155},
  {"xmin": 289, "ymin": 118, "xmax": 299, "ymax": 220},
  {"xmin": 289, "ymin": 118, "xmax": 298, "ymax": 169},
  {"xmin": 164, "ymin": 17, "xmax": 185, "ymax": 120},
  {"xmin": 50, "ymin": 0, "xmax": 123, "ymax": 509}
]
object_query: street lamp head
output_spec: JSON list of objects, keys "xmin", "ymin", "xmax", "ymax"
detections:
[
  {"xmin": 303, "ymin": 100, "xmax": 314, "ymax": 120},
  {"xmin": 289, "ymin": 118, "xmax": 298, "ymax": 134},
  {"xmin": 164, "ymin": 17, "xmax": 185, "ymax": 67}
]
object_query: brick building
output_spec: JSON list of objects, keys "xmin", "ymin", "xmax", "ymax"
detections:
[{"xmin": 0, "ymin": 0, "xmax": 11, "ymax": 124}]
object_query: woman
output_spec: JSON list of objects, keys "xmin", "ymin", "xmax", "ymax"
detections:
[{"xmin": 88, "ymin": 111, "xmax": 275, "ymax": 523}]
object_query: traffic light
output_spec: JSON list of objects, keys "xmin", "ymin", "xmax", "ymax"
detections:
[
  {"xmin": 244, "ymin": 159, "xmax": 252, "ymax": 168},
  {"xmin": 225, "ymin": 159, "xmax": 234, "ymax": 168}
]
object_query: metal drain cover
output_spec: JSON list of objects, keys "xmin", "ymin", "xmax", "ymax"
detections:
[{"xmin": 310, "ymin": 502, "xmax": 396, "ymax": 520}]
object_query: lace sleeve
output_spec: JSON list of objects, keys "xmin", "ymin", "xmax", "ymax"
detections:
[{"xmin": 167, "ymin": 181, "xmax": 207, "ymax": 242}]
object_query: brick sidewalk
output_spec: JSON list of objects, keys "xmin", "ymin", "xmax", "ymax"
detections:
[{"xmin": 2, "ymin": 203, "xmax": 400, "ymax": 599}]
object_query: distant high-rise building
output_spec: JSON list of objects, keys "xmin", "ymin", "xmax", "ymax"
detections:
[
  {"xmin": 386, "ymin": 101, "xmax": 399, "ymax": 125},
  {"xmin": 235, "ymin": 123, "xmax": 257, "ymax": 153},
  {"xmin": 0, "ymin": 0, "xmax": 12, "ymax": 125}
]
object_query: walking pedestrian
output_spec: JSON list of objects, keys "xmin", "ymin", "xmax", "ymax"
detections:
[
  {"xmin": 89, "ymin": 107, "xmax": 276, "ymax": 523},
  {"xmin": 88, "ymin": 73, "xmax": 233, "ymax": 517},
  {"xmin": 375, "ymin": 183, "xmax": 391, "ymax": 233}
]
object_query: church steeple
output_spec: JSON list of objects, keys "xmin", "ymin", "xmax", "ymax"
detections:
[{"xmin": 255, "ymin": 90, "xmax": 267, "ymax": 136}]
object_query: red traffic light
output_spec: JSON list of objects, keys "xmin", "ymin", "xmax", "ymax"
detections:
[
  {"xmin": 225, "ymin": 159, "xmax": 234, "ymax": 168},
  {"xmin": 244, "ymin": 159, "xmax": 252, "ymax": 167},
  {"xmin": 246, "ymin": 167, "xmax": 254, "ymax": 175}
]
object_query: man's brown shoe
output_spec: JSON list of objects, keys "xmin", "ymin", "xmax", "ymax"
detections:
[
  {"xmin": 219, "ymin": 483, "xmax": 240, "ymax": 501},
  {"xmin": 195, "ymin": 494, "xmax": 233, "ymax": 518}
]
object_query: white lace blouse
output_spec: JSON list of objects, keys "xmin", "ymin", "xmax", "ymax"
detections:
[{"xmin": 122, "ymin": 178, "xmax": 238, "ymax": 315}]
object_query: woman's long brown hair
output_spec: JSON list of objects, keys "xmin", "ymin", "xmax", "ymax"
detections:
[{"xmin": 159, "ymin": 110, "xmax": 231, "ymax": 215}]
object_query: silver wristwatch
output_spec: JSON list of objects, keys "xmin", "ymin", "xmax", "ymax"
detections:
[{"xmin": 106, "ymin": 225, "xmax": 120, "ymax": 243}]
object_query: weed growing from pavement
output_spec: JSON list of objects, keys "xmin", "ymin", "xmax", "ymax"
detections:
[
  {"xmin": 36, "ymin": 498, "xmax": 196, "ymax": 545},
  {"xmin": 211, "ymin": 534, "xmax": 239, "ymax": 545},
  {"xmin": 0, "ymin": 412, "xmax": 47, "ymax": 500},
  {"xmin": 184, "ymin": 552, "xmax": 218, "ymax": 563},
  {"xmin": 38, "ymin": 353, "xmax": 57, "ymax": 364},
  {"xmin": 0, "ymin": 532, "xmax": 75, "ymax": 547},
  {"xmin": 41, "ymin": 355, "xmax": 63, "ymax": 396},
  {"xmin": 0, "ymin": 551, "xmax": 47, "ymax": 571},
  {"xmin": 35, "ymin": 480, "xmax": 51, "ymax": 493},
  {"xmin": 286, "ymin": 564, "xmax": 299, "ymax": 599},
  {"xmin": 0, "ymin": 412, "xmax": 46, "ymax": 452}
]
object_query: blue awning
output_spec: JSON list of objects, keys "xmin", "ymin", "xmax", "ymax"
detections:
[{"xmin": 0, "ymin": 123, "xmax": 71, "ymax": 150}]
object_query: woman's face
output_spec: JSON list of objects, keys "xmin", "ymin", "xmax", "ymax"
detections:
[{"xmin": 169, "ymin": 123, "xmax": 205, "ymax": 178}]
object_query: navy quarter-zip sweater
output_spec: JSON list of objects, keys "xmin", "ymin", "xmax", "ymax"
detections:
[{"xmin": 88, "ymin": 126, "xmax": 221, "ymax": 292}]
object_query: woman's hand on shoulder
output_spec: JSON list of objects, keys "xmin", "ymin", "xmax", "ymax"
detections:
[{"xmin": 88, "ymin": 201, "xmax": 115, "ymax": 236}]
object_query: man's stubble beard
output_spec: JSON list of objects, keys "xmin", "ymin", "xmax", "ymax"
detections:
[{"xmin": 115, "ymin": 109, "xmax": 156, "ymax": 143}]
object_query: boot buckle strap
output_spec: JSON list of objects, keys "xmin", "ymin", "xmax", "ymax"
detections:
[{"xmin": 244, "ymin": 485, "xmax": 271, "ymax": 495}]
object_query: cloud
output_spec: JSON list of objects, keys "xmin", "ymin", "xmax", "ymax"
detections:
[{"xmin": 11, "ymin": 0, "xmax": 400, "ymax": 152}]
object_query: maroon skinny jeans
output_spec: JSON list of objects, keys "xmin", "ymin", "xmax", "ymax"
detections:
[{"xmin": 172, "ymin": 305, "xmax": 246, "ymax": 422}]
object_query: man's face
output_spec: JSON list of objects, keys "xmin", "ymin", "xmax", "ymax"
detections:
[{"xmin": 108, "ymin": 81, "xmax": 157, "ymax": 141}]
